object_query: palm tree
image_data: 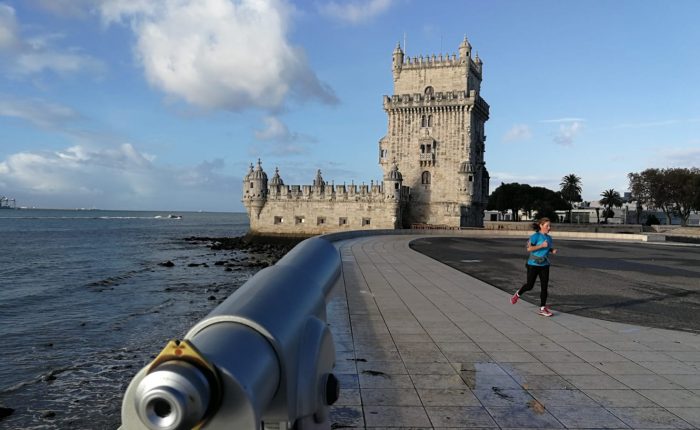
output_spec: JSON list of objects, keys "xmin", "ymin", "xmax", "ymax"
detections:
[
  {"xmin": 599, "ymin": 189, "xmax": 623, "ymax": 223},
  {"xmin": 560, "ymin": 174, "xmax": 582, "ymax": 223}
]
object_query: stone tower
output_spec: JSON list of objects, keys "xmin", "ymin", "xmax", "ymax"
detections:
[
  {"xmin": 379, "ymin": 36, "xmax": 490, "ymax": 227},
  {"xmin": 242, "ymin": 159, "xmax": 268, "ymax": 219}
]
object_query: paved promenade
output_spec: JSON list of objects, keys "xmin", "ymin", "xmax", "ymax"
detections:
[{"xmin": 327, "ymin": 235, "xmax": 700, "ymax": 429}]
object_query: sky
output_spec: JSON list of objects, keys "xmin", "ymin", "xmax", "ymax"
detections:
[{"xmin": 1, "ymin": 0, "xmax": 699, "ymax": 212}]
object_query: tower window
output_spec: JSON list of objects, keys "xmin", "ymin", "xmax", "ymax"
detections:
[
  {"xmin": 421, "ymin": 115, "xmax": 427, "ymax": 128},
  {"xmin": 250, "ymin": 182, "xmax": 254, "ymax": 188},
  {"xmin": 421, "ymin": 171, "xmax": 431, "ymax": 185},
  {"xmin": 427, "ymin": 115, "xmax": 433, "ymax": 127},
  {"xmin": 274, "ymin": 216, "xmax": 283, "ymax": 224},
  {"xmin": 424, "ymin": 86, "xmax": 434, "ymax": 96},
  {"xmin": 339, "ymin": 217, "xmax": 348, "ymax": 226},
  {"xmin": 362, "ymin": 218, "xmax": 371, "ymax": 226}
]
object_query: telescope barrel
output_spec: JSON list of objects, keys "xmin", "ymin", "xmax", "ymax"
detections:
[{"xmin": 121, "ymin": 236, "xmax": 341, "ymax": 430}]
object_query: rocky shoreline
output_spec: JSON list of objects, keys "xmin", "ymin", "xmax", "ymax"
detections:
[{"xmin": 183, "ymin": 234, "xmax": 305, "ymax": 267}]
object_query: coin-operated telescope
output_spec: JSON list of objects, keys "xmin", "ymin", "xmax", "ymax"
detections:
[{"xmin": 121, "ymin": 236, "xmax": 341, "ymax": 430}]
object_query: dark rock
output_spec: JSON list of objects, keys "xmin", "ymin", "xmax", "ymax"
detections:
[
  {"xmin": 0, "ymin": 407, "xmax": 14, "ymax": 420},
  {"xmin": 207, "ymin": 295, "xmax": 216, "ymax": 301},
  {"xmin": 225, "ymin": 268, "xmax": 232, "ymax": 272},
  {"xmin": 159, "ymin": 261, "xmax": 175, "ymax": 267},
  {"xmin": 42, "ymin": 411, "xmax": 56, "ymax": 419},
  {"xmin": 214, "ymin": 261, "xmax": 226, "ymax": 266}
]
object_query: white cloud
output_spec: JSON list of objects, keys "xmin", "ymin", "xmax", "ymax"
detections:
[
  {"xmin": 250, "ymin": 116, "xmax": 317, "ymax": 155},
  {"xmin": 254, "ymin": 116, "xmax": 294, "ymax": 141},
  {"xmin": 502, "ymin": 124, "xmax": 532, "ymax": 143},
  {"xmin": 552, "ymin": 120, "xmax": 583, "ymax": 146},
  {"xmin": 318, "ymin": 0, "xmax": 394, "ymax": 24},
  {"xmin": 540, "ymin": 117, "xmax": 586, "ymax": 123},
  {"xmin": 0, "ymin": 4, "xmax": 104, "ymax": 76},
  {"xmin": 0, "ymin": 96, "xmax": 81, "ymax": 128},
  {"xmin": 0, "ymin": 143, "xmax": 238, "ymax": 210},
  {"xmin": 99, "ymin": 0, "xmax": 337, "ymax": 111},
  {"xmin": 0, "ymin": 4, "xmax": 19, "ymax": 50},
  {"xmin": 657, "ymin": 146, "xmax": 700, "ymax": 168}
]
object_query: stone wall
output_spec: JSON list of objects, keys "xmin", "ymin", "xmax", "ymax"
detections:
[{"xmin": 248, "ymin": 198, "xmax": 403, "ymax": 236}]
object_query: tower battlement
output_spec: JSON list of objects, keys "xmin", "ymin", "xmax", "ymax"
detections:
[
  {"xmin": 382, "ymin": 90, "xmax": 489, "ymax": 116},
  {"xmin": 399, "ymin": 52, "xmax": 482, "ymax": 76}
]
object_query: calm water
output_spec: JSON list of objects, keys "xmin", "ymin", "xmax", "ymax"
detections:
[{"xmin": 0, "ymin": 209, "xmax": 253, "ymax": 429}]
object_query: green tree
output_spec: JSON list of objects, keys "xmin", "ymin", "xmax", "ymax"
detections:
[
  {"xmin": 488, "ymin": 183, "xmax": 569, "ymax": 222},
  {"xmin": 628, "ymin": 168, "xmax": 700, "ymax": 225},
  {"xmin": 599, "ymin": 189, "xmax": 623, "ymax": 223},
  {"xmin": 560, "ymin": 174, "xmax": 582, "ymax": 223},
  {"xmin": 527, "ymin": 186, "xmax": 569, "ymax": 221},
  {"xmin": 487, "ymin": 182, "xmax": 528, "ymax": 221}
]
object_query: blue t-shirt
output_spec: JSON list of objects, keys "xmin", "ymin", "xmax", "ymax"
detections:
[{"xmin": 527, "ymin": 232, "xmax": 553, "ymax": 266}]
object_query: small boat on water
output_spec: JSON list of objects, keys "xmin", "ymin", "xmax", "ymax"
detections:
[{"xmin": 167, "ymin": 214, "xmax": 183, "ymax": 219}]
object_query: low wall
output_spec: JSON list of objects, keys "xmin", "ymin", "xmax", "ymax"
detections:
[
  {"xmin": 484, "ymin": 221, "xmax": 643, "ymax": 234},
  {"xmin": 321, "ymin": 226, "xmax": 649, "ymax": 243}
]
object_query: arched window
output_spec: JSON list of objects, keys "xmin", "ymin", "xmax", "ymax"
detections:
[
  {"xmin": 427, "ymin": 115, "xmax": 433, "ymax": 127},
  {"xmin": 421, "ymin": 115, "xmax": 427, "ymax": 128},
  {"xmin": 421, "ymin": 171, "xmax": 431, "ymax": 185}
]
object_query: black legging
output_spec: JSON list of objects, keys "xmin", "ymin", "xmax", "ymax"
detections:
[{"xmin": 518, "ymin": 264, "xmax": 550, "ymax": 307}]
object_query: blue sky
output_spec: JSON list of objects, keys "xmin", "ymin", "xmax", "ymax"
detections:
[{"xmin": 1, "ymin": 0, "xmax": 699, "ymax": 212}]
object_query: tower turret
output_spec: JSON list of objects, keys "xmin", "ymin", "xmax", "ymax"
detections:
[
  {"xmin": 269, "ymin": 166, "xmax": 284, "ymax": 188},
  {"xmin": 458, "ymin": 35, "xmax": 472, "ymax": 60},
  {"xmin": 392, "ymin": 42, "xmax": 404, "ymax": 80},
  {"xmin": 383, "ymin": 161, "xmax": 403, "ymax": 201},
  {"xmin": 313, "ymin": 169, "xmax": 325, "ymax": 189},
  {"xmin": 269, "ymin": 167, "xmax": 284, "ymax": 196},
  {"xmin": 242, "ymin": 159, "xmax": 268, "ymax": 219}
]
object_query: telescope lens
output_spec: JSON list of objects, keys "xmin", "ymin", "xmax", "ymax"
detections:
[
  {"xmin": 134, "ymin": 361, "xmax": 210, "ymax": 430},
  {"xmin": 151, "ymin": 398, "xmax": 172, "ymax": 419},
  {"xmin": 145, "ymin": 396, "xmax": 177, "ymax": 428}
]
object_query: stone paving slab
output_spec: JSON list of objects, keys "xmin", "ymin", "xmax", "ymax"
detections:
[{"xmin": 327, "ymin": 235, "xmax": 700, "ymax": 429}]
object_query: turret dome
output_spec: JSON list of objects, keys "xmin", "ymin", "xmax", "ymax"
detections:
[
  {"xmin": 270, "ymin": 167, "xmax": 284, "ymax": 187},
  {"xmin": 252, "ymin": 159, "xmax": 268, "ymax": 181},
  {"xmin": 244, "ymin": 163, "xmax": 254, "ymax": 181},
  {"xmin": 385, "ymin": 162, "xmax": 403, "ymax": 181}
]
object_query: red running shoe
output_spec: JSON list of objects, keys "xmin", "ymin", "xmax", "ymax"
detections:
[
  {"xmin": 538, "ymin": 306, "xmax": 553, "ymax": 317},
  {"xmin": 510, "ymin": 292, "xmax": 520, "ymax": 305}
]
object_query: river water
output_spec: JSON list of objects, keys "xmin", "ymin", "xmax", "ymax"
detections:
[{"xmin": 0, "ymin": 209, "xmax": 256, "ymax": 429}]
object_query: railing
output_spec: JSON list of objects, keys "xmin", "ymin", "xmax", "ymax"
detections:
[{"xmin": 120, "ymin": 236, "xmax": 342, "ymax": 430}]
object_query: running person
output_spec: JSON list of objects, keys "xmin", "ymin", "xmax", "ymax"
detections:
[{"xmin": 510, "ymin": 217, "xmax": 558, "ymax": 317}]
